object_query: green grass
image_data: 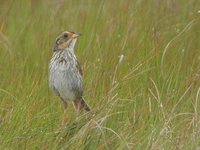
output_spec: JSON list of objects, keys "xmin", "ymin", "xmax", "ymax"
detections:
[{"xmin": 0, "ymin": 0, "xmax": 200, "ymax": 149}]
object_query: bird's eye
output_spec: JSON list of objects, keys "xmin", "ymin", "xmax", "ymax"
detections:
[{"xmin": 63, "ymin": 33, "xmax": 68, "ymax": 38}]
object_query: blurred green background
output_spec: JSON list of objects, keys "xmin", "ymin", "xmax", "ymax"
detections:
[{"xmin": 0, "ymin": 0, "xmax": 200, "ymax": 149}]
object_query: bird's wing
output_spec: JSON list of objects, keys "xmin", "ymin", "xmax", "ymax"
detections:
[{"xmin": 76, "ymin": 61, "xmax": 83, "ymax": 76}]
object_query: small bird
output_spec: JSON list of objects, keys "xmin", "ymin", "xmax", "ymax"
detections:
[{"xmin": 49, "ymin": 31, "xmax": 90, "ymax": 115}]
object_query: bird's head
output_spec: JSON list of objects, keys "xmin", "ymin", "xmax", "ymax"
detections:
[{"xmin": 53, "ymin": 31, "xmax": 81, "ymax": 52}]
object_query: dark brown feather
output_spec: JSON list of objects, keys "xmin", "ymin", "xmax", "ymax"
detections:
[
  {"xmin": 73, "ymin": 98, "xmax": 90, "ymax": 111},
  {"xmin": 76, "ymin": 61, "xmax": 83, "ymax": 76}
]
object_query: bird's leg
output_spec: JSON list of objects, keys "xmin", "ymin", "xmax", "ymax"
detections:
[
  {"xmin": 73, "ymin": 99, "xmax": 82, "ymax": 115},
  {"xmin": 54, "ymin": 100, "xmax": 67, "ymax": 143},
  {"xmin": 61, "ymin": 99, "xmax": 68, "ymax": 127}
]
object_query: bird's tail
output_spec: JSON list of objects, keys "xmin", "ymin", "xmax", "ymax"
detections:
[
  {"xmin": 81, "ymin": 98, "xmax": 90, "ymax": 111},
  {"xmin": 74, "ymin": 98, "xmax": 90, "ymax": 111}
]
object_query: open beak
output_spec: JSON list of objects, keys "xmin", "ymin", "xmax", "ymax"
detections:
[{"xmin": 72, "ymin": 32, "xmax": 82, "ymax": 38}]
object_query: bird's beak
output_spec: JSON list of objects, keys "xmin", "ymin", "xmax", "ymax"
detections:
[{"xmin": 72, "ymin": 32, "xmax": 82, "ymax": 38}]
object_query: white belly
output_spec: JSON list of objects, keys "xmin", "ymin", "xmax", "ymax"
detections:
[{"xmin": 49, "ymin": 58, "xmax": 83, "ymax": 102}]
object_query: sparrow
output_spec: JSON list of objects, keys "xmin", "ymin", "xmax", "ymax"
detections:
[{"xmin": 49, "ymin": 31, "xmax": 90, "ymax": 115}]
